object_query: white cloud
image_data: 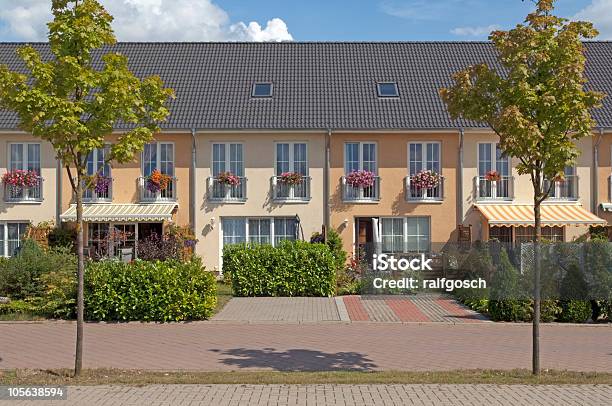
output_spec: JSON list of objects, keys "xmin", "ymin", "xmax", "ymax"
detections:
[
  {"xmin": 380, "ymin": 0, "xmax": 463, "ymax": 21},
  {"xmin": 574, "ymin": 0, "xmax": 612, "ymax": 40},
  {"xmin": 450, "ymin": 24, "xmax": 500, "ymax": 38},
  {"xmin": 0, "ymin": 0, "xmax": 293, "ymax": 42}
]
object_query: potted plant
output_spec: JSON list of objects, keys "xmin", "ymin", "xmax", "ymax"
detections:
[
  {"xmin": 216, "ymin": 171, "xmax": 241, "ymax": 186},
  {"xmin": 146, "ymin": 169, "xmax": 171, "ymax": 193},
  {"xmin": 485, "ymin": 170, "xmax": 502, "ymax": 182},
  {"xmin": 84, "ymin": 174, "xmax": 112, "ymax": 196},
  {"xmin": 410, "ymin": 169, "xmax": 441, "ymax": 190},
  {"xmin": 345, "ymin": 170, "xmax": 375, "ymax": 188},
  {"xmin": 2, "ymin": 169, "xmax": 40, "ymax": 195},
  {"xmin": 279, "ymin": 171, "xmax": 303, "ymax": 185}
]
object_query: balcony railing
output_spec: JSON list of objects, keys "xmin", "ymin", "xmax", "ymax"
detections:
[
  {"xmin": 3, "ymin": 177, "xmax": 43, "ymax": 202},
  {"xmin": 271, "ymin": 176, "xmax": 311, "ymax": 202},
  {"xmin": 405, "ymin": 176, "xmax": 444, "ymax": 201},
  {"xmin": 544, "ymin": 175, "xmax": 578, "ymax": 200},
  {"xmin": 138, "ymin": 176, "xmax": 177, "ymax": 202},
  {"xmin": 207, "ymin": 176, "xmax": 247, "ymax": 202},
  {"xmin": 75, "ymin": 177, "xmax": 113, "ymax": 203},
  {"xmin": 474, "ymin": 176, "xmax": 514, "ymax": 200},
  {"xmin": 342, "ymin": 176, "xmax": 381, "ymax": 202}
]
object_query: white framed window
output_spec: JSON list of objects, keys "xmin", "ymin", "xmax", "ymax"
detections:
[
  {"xmin": 377, "ymin": 82, "xmax": 399, "ymax": 97},
  {"xmin": 9, "ymin": 143, "xmax": 40, "ymax": 173},
  {"xmin": 142, "ymin": 142, "xmax": 174, "ymax": 176},
  {"xmin": 0, "ymin": 222, "xmax": 30, "ymax": 257},
  {"xmin": 212, "ymin": 143, "xmax": 244, "ymax": 177},
  {"xmin": 222, "ymin": 217, "xmax": 298, "ymax": 247},
  {"xmin": 408, "ymin": 142, "xmax": 440, "ymax": 175},
  {"xmin": 86, "ymin": 146, "xmax": 111, "ymax": 177},
  {"xmin": 380, "ymin": 217, "xmax": 431, "ymax": 253},
  {"xmin": 275, "ymin": 142, "xmax": 308, "ymax": 176},
  {"xmin": 478, "ymin": 143, "xmax": 509, "ymax": 177},
  {"xmin": 345, "ymin": 142, "xmax": 377, "ymax": 174},
  {"xmin": 252, "ymin": 82, "xmax": 273, "ymax": 98}
]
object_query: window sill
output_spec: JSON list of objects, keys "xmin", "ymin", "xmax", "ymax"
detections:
[
  {"xmin": 3, "ymin": 200, "xmax": 43, "ymax": 205},
  {"xmin": 405, "ymin": 199, "xmax": 444, "ymax": 204},
  {"xmin": 342, "ymin": 199, "xmax": 380, "ymax": 204},
  {"xmin": 272, "ymin": 198, "xmax": 311, "ymax": 204},
  {"xmin": 207, "ymin": 199, "xmax": 247, "ymax": 204}
]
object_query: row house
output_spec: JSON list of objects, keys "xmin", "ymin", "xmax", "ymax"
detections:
[{"xmin": 0, "ymin": 42, "xmax": 611, "ymax": 272}]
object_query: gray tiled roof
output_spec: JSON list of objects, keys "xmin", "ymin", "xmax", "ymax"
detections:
[{"xmin": 0, "ymin": 41, "xmax": 611, "ymax": 130}]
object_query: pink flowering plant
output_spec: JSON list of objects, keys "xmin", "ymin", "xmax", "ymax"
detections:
[
  {"xmin": 410, "ymin": 169, "xmax": 441, "ymax": 190},
  {"xmin": 279, "ymin": 171, "xmax": 303, "ymax": 185},
  {"xmin": 216, "ymin": 171, "xmax": 241, "ymax": 186},
  {"xmin": 345, "ymin": 170, "xmax": 376, "ymax": 188},
  {"xmin": 84, "ymin": 174, "xmax": 112, "ymax": 195},
  {"xmin": 2, "ymin": 169, "xmax": 40, "ymax": 194}
]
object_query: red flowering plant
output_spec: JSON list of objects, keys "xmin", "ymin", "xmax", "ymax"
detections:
[
  {"xmin": 146, "ymin": 169, "xmax": 171, "ymax": 193},
  {"xmin": 484, "ymin": 170, "xmax": 502, "ymax": 182},
  {"xmin": 345, "ymin": 170, "xmax": 375, "ymax": 188},
  {"xmin": 279, "ymin": 171, "xmax": 303, "ymax": 185},
  {"xmin": 2, "ymin": 169, "xmax": 40, "ymax": 194},
  {"xmin": 216, "ymin": 171, "xmax": 241, "ymax": 186},
  {"xmin": 410, "ymin": 169, "xmax": 441, "ymax": 190}
]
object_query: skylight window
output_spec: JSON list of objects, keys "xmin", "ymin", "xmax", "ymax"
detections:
[
  {"xmin": 252, "ymin": 82, "xmax": 273, "ymax": 98},
  {"xmin": 377, "ymin": 82, "xmax": 399, "ymax": 98}
]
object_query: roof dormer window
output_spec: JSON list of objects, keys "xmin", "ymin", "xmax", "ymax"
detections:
[
  {"xmin": 377, "ymin": 82, "xmax": 399, "ymax": 98},
  {"xmin": 252, "ymin": 82, "xmax": 273, "ymax": 98}
]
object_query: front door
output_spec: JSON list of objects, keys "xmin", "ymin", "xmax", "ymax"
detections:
[{"xmin": 355, "ymin": 218, "xmax": 374, "ymax": 263}]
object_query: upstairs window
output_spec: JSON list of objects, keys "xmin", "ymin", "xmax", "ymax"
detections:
[
  {"xmin": 252, "ymin": 82, "xmax": 273, "ymax": 98},
  {"xmin": 377, "ymin": 82, "xmax": 399, "ymax": 97}
]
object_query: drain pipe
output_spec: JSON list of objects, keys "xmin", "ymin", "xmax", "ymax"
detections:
[
  {"xmin": 190, "ymin": 128, "xmax": 197, "ymax": 230},
  {"xmin": 457, "ymin": 128, "xmax": 465, "ymax": 227},
  {"xmin": 594, "ymin": 127, "xmax": 604, "ymax": 216},
  {"xmin": 56, "ymin": 158, "xmax": 62, "ymax": 226},
  {"xmin": 324, "ymin": 128, "xmax": 332, "ymax": 233}
]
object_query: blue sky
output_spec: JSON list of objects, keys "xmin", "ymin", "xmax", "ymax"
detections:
[{"xmin": 0, "ymin": 1, "xmax": 610, "ymax": 42}]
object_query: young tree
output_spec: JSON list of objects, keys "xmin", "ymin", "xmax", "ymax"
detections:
[
  {"xmin": 440, "ymin": 0, "xmax": 603, "ymax": 374},
  {"xmin": 0, "ymin": 0, "xmax": 174, "ymax": 376}
]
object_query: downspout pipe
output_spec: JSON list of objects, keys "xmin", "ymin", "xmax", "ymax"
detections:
[
  {"xmin": 324, "ymin": 129, "xmax": 332, "ymax": 233},
  {"xmin": 457, "ymin": 128, "xmax": 465, "ymax": 227},
  {"xmin": 56, "ymin": 158, "xmax": 62, "ymax": 226},
  {"xmin": 594, "ymin": 127, "xmax": 604, "ymax": 216},
  {"xmin": 190, "ymin": 128, "xmax": 197, "ymax": 231}
]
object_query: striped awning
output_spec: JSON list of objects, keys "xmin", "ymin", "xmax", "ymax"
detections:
[
  {"xmin": 60, "ymin": 203, "xmax": 177, "ymax": 222},
  {"xmin": 475, "ymin": 204, "xmax": 606, "ymax": 227}
]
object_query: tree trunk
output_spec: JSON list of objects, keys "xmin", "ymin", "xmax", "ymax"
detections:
[
  {"xmin": 74, "ymin": 173, "xmax": 84, "ymax": 377},
  {"xmin": 533, "ymin": 198, "xmax": 541, "ymax": 376}
]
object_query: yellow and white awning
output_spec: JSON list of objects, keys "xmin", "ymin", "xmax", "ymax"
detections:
[
  {"xmin": 475, "ymin": 204, "xmax": 606, "ymax": 227},
  {"xmin": 60, "ymin": 203, "xmax": 177, "ymax": 223}
]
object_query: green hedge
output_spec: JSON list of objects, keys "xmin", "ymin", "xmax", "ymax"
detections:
[
  {"xmin": 223, "ymin": 241, "xmax": 336, "ymax": 297},
  {"xmin": 85, "ymin": 258, "xmax": 217, "ymax": 322}
]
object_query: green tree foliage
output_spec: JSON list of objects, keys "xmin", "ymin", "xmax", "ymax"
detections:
[{"xmin": 0, "ymin": 0, "xmax": 173, "ymax": 375}]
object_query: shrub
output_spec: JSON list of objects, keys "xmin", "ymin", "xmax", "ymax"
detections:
[
  {"xmin": 85, "ymin": 257, "xmax": 217, "ymax": 322},
  {"xmin": 48, "ymin": 227, "xmax": 77, "ymax": 249},
  {"xmin": 136, "ymin": 232, "xmax": 183, "ymax": 261},
  {"xmin": 223, "ymin": 240, "xmax": 336, "ymax": 297},
  {"xmin": 558, "ymin": 264, "xmax": 591, "ymax": 323},
  {"xmin": 0, "ymin": 240, "xmax": 76, "ymax": 300},
  {"xmin": 489, "ymin": 249, "xmax": 526, "ymax": 321}
]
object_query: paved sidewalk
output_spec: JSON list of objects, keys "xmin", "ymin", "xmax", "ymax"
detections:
[
  {"xmin": 6, "ymin": 384, "xmax": 612, "ymax": 406},
  {"xmin": 213, "ymin": 294, "xmax": 488, "ymax": 323},
  {"xmin": 0, "ymin": 322, "xmax": 609, "ymax": 371}
]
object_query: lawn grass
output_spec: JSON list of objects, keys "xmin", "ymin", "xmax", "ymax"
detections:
[
  {"xmin": 214, "ymin": 281, "xmax": 233, "ymax": 314},
  {"xmin": 1, "ymin": 369, "xmax": 610, "ymax": 386}
]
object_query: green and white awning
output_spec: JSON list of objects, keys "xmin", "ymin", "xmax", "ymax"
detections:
[{"xmin": 60, "ymin": 203, "xmax": 177, "ymax": 222}]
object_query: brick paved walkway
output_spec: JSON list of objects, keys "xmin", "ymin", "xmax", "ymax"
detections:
[
  {"xmin": 6, "ymin": 384, "xmax": 612, "ymax": 406},
  {"xmin": 213, "ymin": 294, "xmax": 488, "ymax": 323},
  {"xmin": 0, "ymin": 322, "xmax": 609, "ymax": 371}
]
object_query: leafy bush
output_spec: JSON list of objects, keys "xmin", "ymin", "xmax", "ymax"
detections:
[
  {"xmin": 48, "ymin": 227, "xmax": 77, "ymax": 249},
  {"xmin": 223, "ymin": 240, "xmax": 336, "ymax": 297},
  {"xmin": 558, "ymin": 264, "xmax": 591, "ymax": 323},
  {"xmin": 85, "ymin": 257, "xmax": 217, "ymax": 322},
  {"xmin": 488, "ymin": 249, "xmax": 529, "ymax": 321},
  {"xmin": 136, "ymin": 232, "xmax": 183, "ymax": 261},
  {"xmin": 0, "ymin": 240, "xmax": 76, "ymax": 300}
]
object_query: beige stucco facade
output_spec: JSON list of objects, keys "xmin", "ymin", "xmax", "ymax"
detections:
[
  {"xmin": 193, "ymin": 132, "xmax": 326, "ymax": 272},
  {"xmin": 329, "ymin": 132, "xmax": 459, "ymax": 255},
  {"xmin": 462, "ymin": 131, "xmax": 594, "ymax": 242},
  {"xmin": 0, "ymin": 133, "xmax": 58, "ymax": 225}
]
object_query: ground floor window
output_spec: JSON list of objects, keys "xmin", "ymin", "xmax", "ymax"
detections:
[
  {"xmin": 87, "ymin": 222, "xmax": 163, "ymax": 258},
  {"xmin": 222, "ymin": 217, "xmax": 298, "ymax": 247},
  {"xmin": 380, "ymin": 217, "xmax": 431, "ymax": 253},
  {"xmin": 0, "ymin": 222, "xmax": 30, "ymax": 257},
  {"xmin": 489, "ymin": 225, "xmax": 564, "ymax": 244}
]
